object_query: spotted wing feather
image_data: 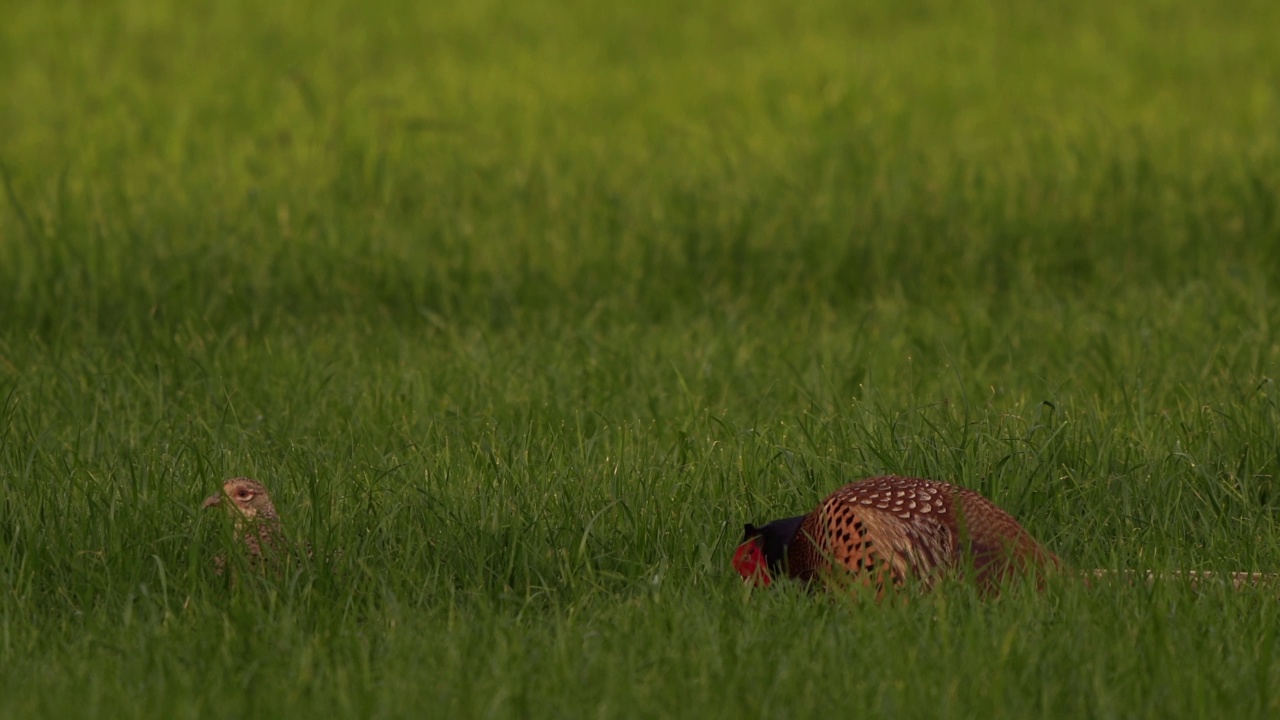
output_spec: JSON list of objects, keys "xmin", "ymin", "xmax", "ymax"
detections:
[{"xmin": 800, "ymin": 476, "xmax": 1059, "ymax": 590}]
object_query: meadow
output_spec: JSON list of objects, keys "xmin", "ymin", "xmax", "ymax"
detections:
[{"xmin": 2, "ymin": 0, "xmax": 1280, "ymax": 717}]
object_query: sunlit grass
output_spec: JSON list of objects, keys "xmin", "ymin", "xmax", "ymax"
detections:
[{"xmin": 2, "ymin": 0, "xmax": 1279, "ymax": 717}]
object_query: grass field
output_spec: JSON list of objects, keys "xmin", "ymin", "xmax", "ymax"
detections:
[{"xmin": 3, "ymin": 0, "xmax": 1280, "ymax": 717}]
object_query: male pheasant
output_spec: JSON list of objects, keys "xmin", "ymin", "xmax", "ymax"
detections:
[
  {"xmin": 735, "ymin": 475, "xmax": 1277, "ymax": 594},
  {"xmin": 733, "ymin": 475, "xmax": 1061, "ymax": 593}
]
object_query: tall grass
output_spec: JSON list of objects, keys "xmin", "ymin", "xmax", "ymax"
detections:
[{"xmin": 2, "ymin": 0, "xmax": 1279, "ymax": 717}]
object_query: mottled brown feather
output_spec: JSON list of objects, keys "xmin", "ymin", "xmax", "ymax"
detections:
[{"xmin": 780, "ymin": 476, "xmax": 1059, "ymax": 592}]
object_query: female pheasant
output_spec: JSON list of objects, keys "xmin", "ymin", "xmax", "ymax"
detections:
[
  {"xmin": 202, "ymin": 477, "xmax": 288, "ymax": 573},
  {"xmin": 733, "ymin": 475, "xmax": 1061, "ymax": 593}
]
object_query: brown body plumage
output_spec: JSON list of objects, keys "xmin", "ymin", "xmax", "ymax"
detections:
[{"xmin": 734, "ymin": 476, "xmax": 1061, "ymax": 593}]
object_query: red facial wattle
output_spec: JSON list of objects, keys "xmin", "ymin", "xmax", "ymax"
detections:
[{"xmin": 732, "ymin": 540, "xmax": 772, "ymax": 587}]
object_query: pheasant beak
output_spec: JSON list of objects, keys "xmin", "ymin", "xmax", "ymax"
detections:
[{"xmin": 201, "ymin": 494, "xmax": 223, "ymax": 509}]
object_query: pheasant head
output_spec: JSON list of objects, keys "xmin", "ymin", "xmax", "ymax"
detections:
[
  {"xmin": 733, "ymin": 516, "xmax": 806, "ymax": 587},
  {"xmin": 203, "ymin": 477, "xmax": 279, "ymax": 524},
  {"xmin": 201, "ymin": 477, "xmax": 284, "ymax": 565}
]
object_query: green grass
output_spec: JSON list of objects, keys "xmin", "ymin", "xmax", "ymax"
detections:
[{"xmin": 2, "ymin": 0, "xmax": 1280, "ymax": 717}]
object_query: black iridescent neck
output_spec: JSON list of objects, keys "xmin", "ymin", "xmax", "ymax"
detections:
[{"xmin": 744, "ymin": 515, "xmax": 806, "ymax": 573}]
